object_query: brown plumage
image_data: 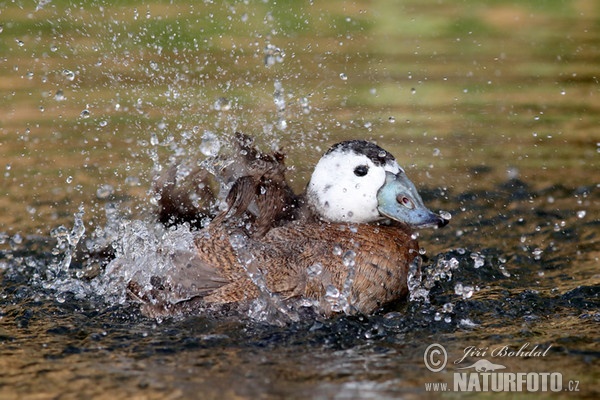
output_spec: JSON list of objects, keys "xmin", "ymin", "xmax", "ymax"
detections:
[
  {"xmin": 155, "ymin": 132, "xmax": 298, "ymax": 234},
  {"xmin": 127, "ymin": 135, "xmax": 446, "ymax": 319},
  {"xmin": 128, "ymin": 220, "xmax": 418, "ymax": 318}
]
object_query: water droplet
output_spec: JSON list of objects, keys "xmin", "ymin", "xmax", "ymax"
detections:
[
  {"xmin": 342, "ymin": 250, "xmax": 356, "ymax": 268},
  {"xmin": 200, "ymin": 131, "xmax": 220, "ymax": 156},
  {"xmin": 454, "ymin": 283, "xmax": 463, "ymax": 296},
  {"xmin": 125, "ymin": 176, "xmax": 140, "ymax": 186},
  {"xmin": 264, "ymin": 43, "xmax": 284, "ymax": 67},
  {"xmin": 66, "ymin": 176, "xmax": 73, "ymax": 184},
  {"xmin": 339, "ymin": 73, "xmax": 348, "ymax": 81},
  {"xmin": 388, "ymin": 116, "xmax": 396, "ymax": 123},
  {"xmin": 62, "ymin": 69, "xmax": 75, "ymax": 81},
  {"xmin": 299, "ymin": 97, "xmax": 311, "ymax": 114},
  {"xmin": 325, "ymin": 285, "xmax": 340, "ymax": 298},
  {"xmin": 499, "ymin": 265, "xmax": 511, "ymax": 278},
  {"xmin": 459, "ymin": 319, "xmax": 478, "ymax": 328},
  {"xmin": 577, "ymin": 210, "xmax": 586, "ymax": 219},
  {"xmin": 150, "ymin": 133, "xmax": 159, "ymax": 146},
  {"xmin": 448, "ymin": 257, "xmax": 459, "ymax": 269},
  {"xmin": 96, "ymin": 184, "xmax": 114, "ymax": 199},
  {"xmin": 307, "ymin": 263, "xmax": 323, "ymax": 278},
  {"xmin": 462, "ymin": 286, "xmax": 474, "ymax": 299},
  {"xmin": 273, "ymin": 80, "xmax": 285, "ymax": 112},
  {"xmin": 410, "ymin": 88, "xmax": 416, "ymax": 94},
  {"xmin": 439, "ymin": 210, "xmax": 452, "ymax": 220},
  {"xmin": 54, "ymin": 90, "xmax": 66, "ymax": 101},
  {"xmin": 213, "ymin": 97, "xmax": 231, "ymax": 111},
  {"xmin": 470, "ymin": 252, "xmax": 485, "ymax": 269},
  {"xmin": 80, "ymin": 109, "xmax": 90, "ymax": 119},
  {"xmin": 11, "ymin": 233, "xmax": 23, "ymax": 246},
  {"xmin": 332, "ymin": 244, "xmax": 343, "ymax": 256},
  {"xmin": 433, "ymin": 148, "xmax": 441, "ymax": 156},
  {"xmin": 532, "ymin": 248, "xmax": 543, "ymax": 260}
]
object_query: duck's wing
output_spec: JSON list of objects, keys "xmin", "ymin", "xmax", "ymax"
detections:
[
  {"xmin": 216, "ymin": 171, "xmax": 298, "ymax": 238},
  {"xmin": 127, "ymin": 249, "xmax": 229, "ymax": 312},
  {"xmin": 154, "ymin": 163, "xmax": 219, "ymax": 228},
  {"xmin": 154, "ymin": 132, "xmax": 298, "ymax": 232}
]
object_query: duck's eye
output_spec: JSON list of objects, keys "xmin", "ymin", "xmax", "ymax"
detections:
[
  {"xmin": 397, "ymin": 195, "xmax": 415, "ymax": 209},
  {"xmin": 353, "ymin": 165, "xmax": 369, "ymax": 177}
]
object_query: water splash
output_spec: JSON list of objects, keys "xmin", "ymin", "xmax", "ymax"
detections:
[
  {"xmin": 273, "ymin": 80, "xmax": 287, "ymax": 130},
  {"xmin": 97, "ymin": 220, "xmax": 198, "ymax": 306},
  {"xmin": 229, "ymin": 232, "xmax": 299, "ymax": 325},
  {"xmin": 408, "ymin": 254, "xmax": 463, "ymax": 303},
  {"xmin": 199, "ymin": 130, "xmax": 221, "ymax": 157},
  {"xmin": 48, "ymin": 205, "xmax": 85, "ymax": 278},
  {"xmin": 407, "ymin": 255, "xmax": 428, "ymax": 302}
]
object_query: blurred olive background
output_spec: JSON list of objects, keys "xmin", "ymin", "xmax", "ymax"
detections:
[{"xmin": 1, "ymin": 0, "xmax": 598, "ymax": 235}]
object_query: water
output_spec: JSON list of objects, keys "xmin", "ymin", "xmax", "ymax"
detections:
[{"xmin": 1, "ymin": 1, "xmax": 599, "ymax": 398}]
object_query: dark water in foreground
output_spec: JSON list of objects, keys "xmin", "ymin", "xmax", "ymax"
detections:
[
  {"xmin": 1, "ymin": 0, "xmax": 599, "ymax": 398},
  {"xmin": 1, "ymin": 175, "xmax": 598, "ymax": 399}
]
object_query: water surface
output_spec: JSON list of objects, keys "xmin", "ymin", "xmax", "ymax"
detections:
[{"xmin": 1, "ymin": 1, "xmax": 599, "ymax": 398}]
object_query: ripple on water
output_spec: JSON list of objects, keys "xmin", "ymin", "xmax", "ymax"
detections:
[{"xmin": 0, "ymin": 168, "xmax": 598, "ymax": 399}]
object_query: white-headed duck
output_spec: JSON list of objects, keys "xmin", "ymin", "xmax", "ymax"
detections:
[{"xmin": 127, "ymin": 134, "xmax": 448, "ymax": 318}]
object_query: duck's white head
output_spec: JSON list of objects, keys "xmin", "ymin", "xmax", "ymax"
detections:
[{"xmin": 306, "ymin": 140, "xmax": 448, "ymax": 229}]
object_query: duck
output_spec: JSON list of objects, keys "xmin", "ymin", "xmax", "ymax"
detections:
[
  {"xmin": 153, "ymin": 133, "xmax": 297, "ymax": 234},
  {"xmin": 126, "ymin": 135, "xmax": 448, "ymax": 318}
]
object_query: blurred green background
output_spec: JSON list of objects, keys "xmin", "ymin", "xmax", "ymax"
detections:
[{"xmin": 1, "ymin": 0, "xmax": 598, "ymax": 233}]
